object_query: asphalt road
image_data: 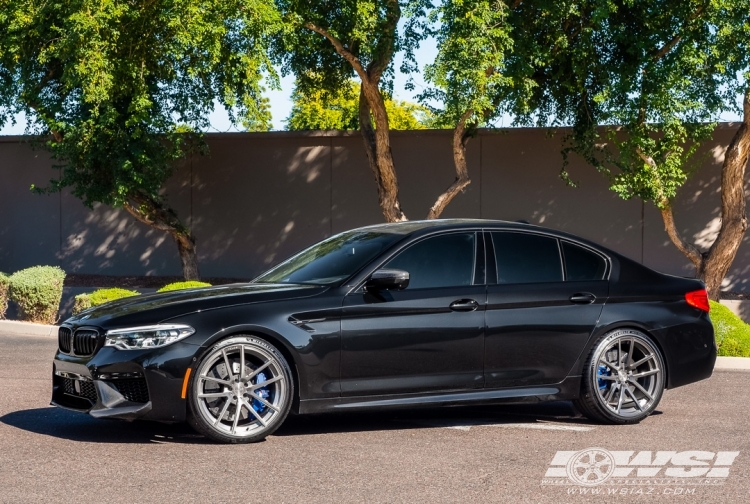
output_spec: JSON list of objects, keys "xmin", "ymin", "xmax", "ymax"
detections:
[{"xmin": 0, "ymin": 334, "xmax": 748, "ymax": 504}]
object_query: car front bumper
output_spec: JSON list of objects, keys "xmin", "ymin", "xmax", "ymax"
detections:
[{"xmin": 51, "ymin": 341, "xmax": 199, "ymax": 423}]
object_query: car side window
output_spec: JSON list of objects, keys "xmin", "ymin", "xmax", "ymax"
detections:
[
  {"xmin": 491, "ymin": 232, "xmax": 563, "ymax": 284},
  {"xmin": 383, "ymin": 233, "xmax": 475, "ymax": 289},
  {"xmin": 562, "ymin": 241, "xmax": 607, "ymax": 281}
]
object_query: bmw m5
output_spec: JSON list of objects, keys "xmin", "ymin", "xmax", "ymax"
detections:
[{"xmin": 52, "ymin": 220, "xmax": 716, "ymax": 443}]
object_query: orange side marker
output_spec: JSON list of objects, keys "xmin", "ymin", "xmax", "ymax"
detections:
[{"xmin": 181, "ymin": 368, "xmax": 192, "ymax": 399}]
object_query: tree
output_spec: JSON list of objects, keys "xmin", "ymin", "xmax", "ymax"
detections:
[
  {"xmin": 509, "ymin": 0, "xmax": 750, "ymax": 299},
  {"xmin": 277, "ymin": 0, "xmax": 478, "ymax": 222},
  {"xmin": 422, "ymin": 0, "xmax": 515, "ymax": 218},
  {"xmin": 286, "ymin": 80, "xmax": 431, "ymax": 130},
  {"xmin": 0, "ymin": 0, "xmax": 279, "ymax": 279}
]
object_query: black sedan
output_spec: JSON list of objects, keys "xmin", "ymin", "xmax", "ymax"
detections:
[{"xmin": 52, "ymin": 219, "xmax": 716, "ymax": 443}]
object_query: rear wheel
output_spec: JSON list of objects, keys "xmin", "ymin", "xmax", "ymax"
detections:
[
  {"xmin": 574, "ymin": 329, "xmax": 665, "ymax": 424},
  {"xmin": 188, "ymin": 335, "xmax": 293, "ymax": 443}
]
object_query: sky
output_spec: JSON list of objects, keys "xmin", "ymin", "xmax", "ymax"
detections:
[{"xmin": 0, "ymin": 34, "xmax": 741, "ymax": 135}]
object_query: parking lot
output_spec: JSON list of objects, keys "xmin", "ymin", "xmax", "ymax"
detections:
[{"xmin": 0, "ymin": 333, "xmax": 748, "ymax": 503}]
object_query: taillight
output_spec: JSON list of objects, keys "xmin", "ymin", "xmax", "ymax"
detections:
[{"xmin": 685, "ymin": 289, "xmax": 710, "ymax": 312}]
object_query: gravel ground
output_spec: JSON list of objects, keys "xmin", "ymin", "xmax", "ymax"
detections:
[{"xmin": 0, "ymin": 334, "xmax": 748, "ymax": 504}]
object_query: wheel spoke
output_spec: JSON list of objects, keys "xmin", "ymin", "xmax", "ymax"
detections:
[
  {"xmin": 617, "ymin": 339, "xmax": 623, "ymax": 366},
  {"xmin": 246, "ymin": 360, "xmax": 271, "ymax": 382},
  {"xmin": 247, "ymin": 391, "xmax": 279, "ymax": 412},
  {"xmin": 626, "ymin": 338, "xmax": 635, "ymax": 368},
  {"xmin": 251, "ymin": 374, "xmax": 282, "ymax": 389},
  {"xmin": 198, "ymin": 391, "xmax": 233, "ymax": 399},
  {"xmin": 201, "ymin": 375, "xmax": 232, "ymax": 386},
  {"xmin": 625, "ymin": 387, "xmax": 643, "ymax": 411},
  {"xmin": 598, "ymin": 375, "xmax": 618, "ymax": 381},
  {"xmin": 629, "ymin": 353, "xmax": 654, "ymax": 369},
  {"xmin": 629, "ymin": 377, "xmax": 654, "ymax": 401},
  {"xmin": 604, "ymin": 383, "xmax": 619, "ymax": 404},
  {"xmin": 630, "ymin": 368, "xmax": 659, "ymax": 379},
  {"xmin": 242, "ymin": 398, "xmax": 267, "ymax": 427},
  {"xmin": 239, "ymin": 345, "xmax": 246, "ymax": 380},
  {"xmin": 222, "ymin": 349, "xmax": 235, "ymax": 381},
  {"xmin": 598, "ymin": 358, "xmax": 619, "ymax": 372},
  {"xmin": 213, "ymin": 399, "xmax": 232, "ymax": 426},
  {"xmin": 231, "ymin": 400, "xmax": 242, "ymax": 433},
  {"xmin": 616, "ymin": 386, "xmax": 625, "ymax": 414}
]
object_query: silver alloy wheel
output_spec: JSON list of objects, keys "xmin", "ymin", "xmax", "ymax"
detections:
[
  {"xmin": 194, "ymin": 339, "xmax": 289, "ymax": 438},
  {"xmin": 592, "ymin": 330, "xmax": 664, "ymax": 419}
]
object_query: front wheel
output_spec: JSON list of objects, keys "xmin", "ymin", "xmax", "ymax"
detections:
[
  {"xmin": 574, "ymin": 329, "xmax": 665, "ymax": 425},
  {"xmin": 188, "ymin": 335, "xmax": 294, "ymax": 443}
]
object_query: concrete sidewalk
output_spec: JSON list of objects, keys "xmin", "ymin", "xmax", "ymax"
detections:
[{"xmin": 2, "ymin": 319, "xmax": 748, "ymax": 370}]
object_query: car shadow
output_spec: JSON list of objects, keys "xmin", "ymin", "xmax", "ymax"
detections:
[
  {"xmin": 0, "ymin": 407, "xmax": 210, "ymax": 444},
  {"xmin": 0, "ymin": 401, "xmax": 602, "ymax": 444}
]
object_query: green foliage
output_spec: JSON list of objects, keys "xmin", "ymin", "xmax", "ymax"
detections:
[
  {"xmin": 710, "ymin": 301, "xmax": 750, "ymax": 358},
  {"xmin": 286, "ymin": 81, "xmax": 431, "ymax": 130},
  {"xmin": 8, "ymin": 266, "xmax": 65, "ymax": 324},
  {"xmin": 73, "ymin": 287, "xmax": 141, "ymax": 315},
  {"xmin": 507, "ymin": 0, "xmax": 749, "ymax": 206},
  {"xmin": 0, "ymin": 0, "xmax": 281, "ymax": 211},
  {"xmin": 422, "ymin": 0, "xmax": 514, "ymax": 129},
  {"xmin": 0, "ymin": 272, "xmax": 9, "ymax": 320},
  {"xmin": 72, "ymin": 294, "xmax": 92, "ymax": 316},
  {"xmin": 275, "ymin": 0, "xmax": 431, "ymax": 98},
  {"xmin": 157, "ymin": 281, "xmax": 212, "ymax": 293}
]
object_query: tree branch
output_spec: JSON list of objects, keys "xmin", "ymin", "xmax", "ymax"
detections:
[
  {"xmin": 652, "ymin": 4, "xmax": 706, "ymax": 61},
  {"xmin": 303, "ymin": 22, "xmax": 368, "ymax": 82},
  {"xmin": 366, "ymin": 0, "xmax": 400, "ymax": 84},
  {"xmin": 660, "ymin": 204, "xmax": 704, "ymax": 267},
  {"xmin": 427, "ymin": 109, "xmax": 474, "ymax": 219}
]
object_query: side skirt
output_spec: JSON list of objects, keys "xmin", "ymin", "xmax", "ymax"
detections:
[{"xmin": 297, "ymin": 376, "xmax": 582, "ymax": 415}]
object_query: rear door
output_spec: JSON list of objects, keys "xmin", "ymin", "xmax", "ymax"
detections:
[
  {"xmin": 484, "ymin": 231, "xmax": 608, "ymax": 388},
  {"xmin": 340, "ymin": 231, "xmax": 486, "ymax": 396}
]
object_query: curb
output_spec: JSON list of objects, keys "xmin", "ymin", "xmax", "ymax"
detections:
[
  {"xmin": 1, "ymin": 320, "xmax": 749, "ymax": 370},
  {"xmin": 715, "ymin": 356, "xmax": 750, "ymax": 370},
  {"xmin": 0, "ymin": 320, "xmax": 58, "ymax": 338}
]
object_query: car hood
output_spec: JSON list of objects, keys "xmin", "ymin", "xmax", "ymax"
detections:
[{"xmin": 65, "ymin": 283, "xmax": 327, "ymax": 329}]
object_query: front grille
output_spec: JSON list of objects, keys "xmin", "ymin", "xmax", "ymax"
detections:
[
  {"xmin": 73, "ymin": 330, "xmax": 98, "ymax": 356},
  {"xmin": 58, "ymin": 327, "xmax": 72, "ymax": 353},
  {"xmin": 62, "ymin": 377, "xmax": 97, "ymax": 403},
  {"xmin": 109, "ymin": 378, "xmax": 150, "ymax": 403}
]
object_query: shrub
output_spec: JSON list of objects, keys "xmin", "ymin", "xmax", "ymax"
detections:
[
  {"xmin": 157, "ymin": 281, "xmax": 212, "ymax": 293},
  {"xmin": 710, "ymin": 300, "xmax": 750, "ymax": 358},
  {"xmin": 9, "ymin": 266, "xmax": 66, "ymax": 324},
  {"xmin": 0, "ymin": 272, "xmax": 9, "ymax": 320},
  {"xmin": 72, "ymin": 294, "xmax": 92, "ymax": 315},
  {"xmin": 72, "ymin": 288, "xmax": 141, "ymax": 315}
]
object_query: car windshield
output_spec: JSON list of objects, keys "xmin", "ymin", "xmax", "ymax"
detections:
[{"xmin": 253, "ymin": 230, "xmax": 405, "ymax": 285}]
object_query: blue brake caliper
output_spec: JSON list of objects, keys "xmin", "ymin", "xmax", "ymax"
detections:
[
  {"xmin": 597, "ymin": 364, "xmax": 611, "ymax": 391},
  {"xmin": 252, "ymin": 372, "xmax": 270, "ymax": 413}
]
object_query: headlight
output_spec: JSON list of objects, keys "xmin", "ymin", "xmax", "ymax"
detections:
[{"xmin": 104, "ymin": 324, "xmax": 195, "ymax": 350}]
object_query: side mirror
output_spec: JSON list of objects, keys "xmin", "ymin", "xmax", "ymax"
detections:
[{"xmin": 365, "ymin": 269, "xmax": 410, "ymax": 291}]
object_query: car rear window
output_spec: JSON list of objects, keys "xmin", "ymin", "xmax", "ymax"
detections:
[
  {"xmin": 491, "ymin": 232, "xmax": 563, "ymax": 284},
  {"xmin": 561, "ymin": 241, "xmax": 607, "ymax": 281}
]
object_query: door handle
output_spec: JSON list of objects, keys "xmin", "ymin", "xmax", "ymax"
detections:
[
  {"xmin": 570, "ymin": 292, "xmax": 596, "ymax": 305},
  {"xmin": 450, "ymin": 299, "xmax": 479, "ymax": 312}
]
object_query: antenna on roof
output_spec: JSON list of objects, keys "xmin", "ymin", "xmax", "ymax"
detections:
[{"xmin": 516, "ymin": 219, "xmax": 530, "ymax": 224}]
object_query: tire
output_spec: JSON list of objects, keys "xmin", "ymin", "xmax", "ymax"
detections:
[
  {"xmin": 574, "ymin": 328, "xmax": 665, "ymax": 425},
  {"xmin": 187, "ymin": 335, "xmax": 294, "ymax": 443}
]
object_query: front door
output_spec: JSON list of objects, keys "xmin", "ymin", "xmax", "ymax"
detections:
[
  {"xmin": 340, "ymin": 232, "xmax": 486, "ymax": 396},
  {"xmin": 484, "ymin": 231, "xmax": 608, "ymax": 388}
]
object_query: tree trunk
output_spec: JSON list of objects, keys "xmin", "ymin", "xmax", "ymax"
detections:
[
  {"xmin": 427, "ymin": 109, "xmax": 474, "ymax": 219},
  {"xmin": 123, "ymin": 193, "xmax": 201, "ymax": 280},
  {"xmin": 358, "ymin": 83, "xmax": 407, "ymax": 222},
  {"xmin": 660, "ymin": 89, "xmax": 750, "ymax": 300}
]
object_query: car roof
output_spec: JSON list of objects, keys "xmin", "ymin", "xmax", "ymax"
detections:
[{"xmin": 353, "ymin": 218, "xmax": 615, "ymax": 256}]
